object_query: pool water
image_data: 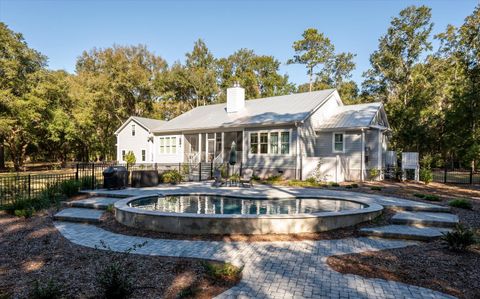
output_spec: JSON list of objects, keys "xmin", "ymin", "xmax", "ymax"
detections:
[{"xmin": 129, "ymin": 195, "xmax": 366, "ymax": 215}]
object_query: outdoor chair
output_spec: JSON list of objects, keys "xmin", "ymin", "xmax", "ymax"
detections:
[
  {"xmin": 212, "ymin": 169, "xmax": 226, "ymax": 187},
  {"xmin": 240, "ymin": 169, "xmax": 254, "ymax": 188}
]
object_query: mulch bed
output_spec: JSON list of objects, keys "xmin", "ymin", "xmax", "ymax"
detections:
[
  {"xmin": 98, "ymin": 209, "xmax": 395, "ymax": 242},
  {"xmin": 327, "ymin": 241, "xmax": 480, "ymax": 299},
  {"xmin": 0, "ymin": 211, "xmax": 240, "ymax": 299}
]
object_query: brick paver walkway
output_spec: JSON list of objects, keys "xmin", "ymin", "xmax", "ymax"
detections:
[{"xmin": 54, "ymin": 221, "xmax": 454, "ymax": 299}]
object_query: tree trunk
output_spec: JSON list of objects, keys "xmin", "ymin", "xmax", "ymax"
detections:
[{"xmin": 309, "ymin": 67, "xmax": 313, "ymax": 92}]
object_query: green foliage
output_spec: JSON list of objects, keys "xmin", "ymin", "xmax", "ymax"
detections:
[
  {"xmin": 442, "ymin": 224, "xmax": 476, "ymax": 251},
  {"xmin": 124, "ymin": 151, "xmax": 136, "ymax": 169},
  {"xmin": 414, "ymin": 193, "xmax": 426, "ymax": 198},
  {"xmin": 161, "ymin": 169, "xmax": 183, "ymax": 184},
  {"xmin": 330, "ymin": 182, "xmax": 340, "ymax": 187},
  {"xmin": 305, "ymin": 177, "xmax": 317, "ymax": 184},
  {"xmin": 58, "ymin": 179, "xmax": 80, "ymax": 198},
  {"xmin": 419, "ymin": 168, "xmax": 433, "ymax": 184},
  {"xmin": 14, "ymin": 208, "xmax": 34, "ymax": 218},
  {"xmin": 229, "ymin": 174, "xmax": 240, "ymax": 182},
  {"xmin": 30, "ymin": 279, "xmax": 63, "ymax": 299},
  {"xmin": 265, "ymin": 174, "xmax": 282, "ymax": 184},
  {"xmin": 80, "ymin": 176, "xmax": 94, "ymax": 189},
  {"xmin": 350, "ymin": 183, "xmax": 359, "ymax": 188},
  {"xmin": 106, "ymin": 204, "xmax": 115, "ymax": 213},
  {"xmin": 370, "ymin": 186, "xmax": 382, "ymax": 191},
  {"xmin": 448, "ymin": 199, "xmax": 473, "ymax": 210},
  {"xmin": 423, "ymin": 194, "xmax": 440, "ymax": 201},
  {"xmin": 96, "ymin": 261, "xmax": 134, "ymax": 299},
  {"xmin": 203, "ymin": 262, "xmax": 242, "ymax": 282},
  {"xmin": 368, "ymin": 168, "xmax": 380, "ymax": 180}
]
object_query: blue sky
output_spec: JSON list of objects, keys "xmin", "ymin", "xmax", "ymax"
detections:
[{"xmin": 0, "ymin": 0, "xmax": 477, "ymax": 86}]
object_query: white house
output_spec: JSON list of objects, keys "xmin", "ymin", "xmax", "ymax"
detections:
[{"xmin": 115, "ymin": 86, "xmax": 390, "ymax": 182}]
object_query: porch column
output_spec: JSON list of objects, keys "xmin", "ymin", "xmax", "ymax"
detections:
[
  {"xmin": 221, "ymin": 132, "xmax": 225, "ymax": 162},
  {"xmin": 242, "ymin": 129, "xmax": 246, "ymax": 164},
  {"xmin": 361, "ymin": 129, "xmax": 365, "ymax": 182},
  {"xmin": 377, "ymin": 129, "xmax": 382, "ymax": 180},
  {"xmin": 198, "ymin": 133, "xmax": 202, "ymax": 162}
]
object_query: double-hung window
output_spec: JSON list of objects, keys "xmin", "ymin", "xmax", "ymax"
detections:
[
  {"xmin": 333, "ymin": 133, "xmax": 344, "ymax": 153},
  {"xmin": 159, "ymin": 138, "xmax": 165, "ymax": 154},
  {"xmin": 270, "ymin": 132, "xmax": 279, "ymax": 154},
  {"xmin": 159, "ymin": 137, "xmax": 177, "ymax": 154},
  {"xmin": 250, "ymin": 133, "xmax": 258, "ymax": 154},
  {"xmin": 141, "ymin": 150, "xmax": 146, "ymax": 162},
  {"xmin": 171, "ymin": 137, "xmax": 177, "ymax": 153},
  {"xmin": 131, "ymin": 124, "xmax": 135, "ymax": 136},
  {"xmin": 260, "ymin": 133, "xmax": 268, "ymax": 154},
  {"xmin": 281, "ymin": 132, "xmax": 290, "ymax": 154},
  {"xmin": 121, "ymin": 150, "xmax": 126, "ymax": 161}
]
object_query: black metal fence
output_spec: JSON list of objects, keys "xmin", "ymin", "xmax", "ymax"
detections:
[
  {"xmin": 0, "ymin": 162, "xmax": 234, "ymax": 206},
  {"xmin": 432, "ymin": 168, "xmax": 480, "ymax": 184}
]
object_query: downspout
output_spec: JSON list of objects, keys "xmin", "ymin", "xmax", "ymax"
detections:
[
  {"xmin": 361, "ymin": 128, "xmax": 365, "ymax": 182},
  {"xmin": 295, "ymin": 121, "xmax": 304, "ymax": 180},
  {"xmin": 377, "ymin": 129, "xmax": 382, "ymax": 180}
]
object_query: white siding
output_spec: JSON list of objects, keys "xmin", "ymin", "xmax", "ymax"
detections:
[{"xmin": 116, "ymin": 119, "xmax": 151, "ymax": 163}]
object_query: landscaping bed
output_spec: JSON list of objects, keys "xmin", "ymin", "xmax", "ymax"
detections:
[
  {"xmin": 0, "ymin": 211, "xmax": 241, "ymax": 299},
  {"xmin": 327, "ymin": 240, "xmax": 480, "ymax": 299}
]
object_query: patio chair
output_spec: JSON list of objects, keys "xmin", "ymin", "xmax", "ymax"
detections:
[
  {"xmin": 212, "ymin": 169, "xmax": 226, "ymax": 187},
  {"xmin": 240, "ymin": 169, "xmax": 254, "ymax": 188}
]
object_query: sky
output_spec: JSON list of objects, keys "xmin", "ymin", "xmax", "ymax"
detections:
[{"xmin": 0, "ymin": 0, "xmax": 478, "ymax": 86}]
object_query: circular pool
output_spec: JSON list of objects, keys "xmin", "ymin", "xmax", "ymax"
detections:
[{"xmin": 114, "ymin": 193, "xmax": 383, "ymax": 235}]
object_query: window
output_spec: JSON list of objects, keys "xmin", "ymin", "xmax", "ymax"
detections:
[
  {"xmin": 159, "ymin": 137, "xmax": 177, "ymax": 154},
  {"xmin": 131, "ymin": 124, "xmax": 135, "ymax": 136},
  {"xmin": 270, "ymin": 132, "xmax": 279, "ymax": 154},
  {"xmin": 333, "ymin": 133, "xmax": 344, "ymax": 152},
  {"xmin": 121, "ymin": 150, "xmax": 126, "ymax": 161},
  {"xmin": 281, "ymin": 132, "xmax": 290, "ymax": 154},
  {"xmin": 141, "ymin": 150, "xmax": 146, "ymax": 162},
  {"xmin": 250, "ymin": 133, "xmax": 258, "ymax": 154},
  {"xmin": 171, "ymin": 137, "xmax": 177, "ymax": 153},
  {"xmin": 159, "ymin": 138, "xmax": 165, "ymax": 154},
  {"xmin": 260, "ymin": 133, "xmax": 268, "ymax": 154}
]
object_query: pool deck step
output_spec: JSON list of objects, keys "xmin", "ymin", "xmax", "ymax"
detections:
[
  {"xmin": 391, "ymin": 211, "xmax": 459, "ymax": 227},
  {"xmin": 360, "ymin": 225, "xmax": 451, "ymax": 241},
  {"xmin": 386, "ymin": 204, "xmax": 451, "ymax": 213},
  {"xmin": 66, "ymin": 197, "xmax": 120, "ymax": 210},
  {"xmin": 53, "ymin": 208, "xmax": 104, "ymax": 224}
]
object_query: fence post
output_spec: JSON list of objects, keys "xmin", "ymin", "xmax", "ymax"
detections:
[
  {"xmin": 199, "ymin": 162, "xmax": 202, "ymax": 181},
  {"xmin": 444, "ymin": 165, "xmax": 447, "ymax": 184},
  {"xmin": 28, "ymin": 174, "xmax": 31, "ymax": 200},
  {"xmin": 470, "ymin": 167, "xmax": 473, "ymax": 185},
  {"xmin": 75, "ymin": 163, "xmax": 79, "ymax": 181},
  {"xmin": 91, "ymin": 163, "xmax": 95, "ymax": 189},
  {"xmin": 210, "ymin": 161, "xmax": 213, "ymax": 179}
]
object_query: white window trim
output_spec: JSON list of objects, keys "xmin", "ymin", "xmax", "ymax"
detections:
[
  {"xmin": 248, "ymin": 129, "xmax": 292, "ymax": 156},
  {"xmin": 158, "ymin": 136, "xmax": 179, "ymax": 155},
  {"xmin": 332, "ymin": 132, "xmax": 345, "ymax": 153},
  {"xmin": 131, "ymin": 124, "xmax": 135, "ymax": 136}
]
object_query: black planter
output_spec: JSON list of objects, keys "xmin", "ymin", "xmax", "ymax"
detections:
[{"xmin": 131, "ymin": 170, "xmax": 159, "ymax": 188}]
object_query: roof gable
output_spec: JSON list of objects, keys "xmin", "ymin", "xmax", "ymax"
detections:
[
  {"xmin": 115, "ymin": 116, "xmax": 166, "ymax": 135},
  {"xmin": 315, "ymin": 102, "xmax": 384, "ymax": 130}
]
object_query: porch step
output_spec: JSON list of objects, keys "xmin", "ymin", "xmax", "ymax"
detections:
[
  {"xmin": 391, "ymin": 211, "xmax": 459, "ymax": 227},
  {"xmin": 66, "ymin": 197, "xmax": 119, "ymax": 210},
  {"xmin": 360, "ymin": 225, "xmax": 451, "ymax": 241},
  {"xmin": 387, "ymin": 204, "xmax": 451, "ymax": 213},
  {"xmin": 53, "ymin": 208, "xmax": 104, "ymax": 224}
]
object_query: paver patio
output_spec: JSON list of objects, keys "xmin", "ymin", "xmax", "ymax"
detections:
[{"xmin": 54, "ymin": 221, "xmax": 455, "ymax": 298}]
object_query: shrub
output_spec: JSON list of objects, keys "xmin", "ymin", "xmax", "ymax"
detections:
[
  {"xmin": 203, "ymin": 262, "xmax": 242, "ymax": 282},
  {"xmin": 30, "ymin": 279, "xmax": 63, "ymax": 299},
  {"xmin": 265, "ymin": 174, "xmax": 282, "ymax": 184},
  {"xmin": 330, "ymin": 182, "xmax": 340, "ymax": 187},
  {"xmin": 423, "ymin": 194, "xmax": 440, "ymax": 201},
  {"xmin": 124, "ymin": 151, "xmax": 136, "ymax": 169},
  {"xmin": 79, "ymin": 176, "xmax": 94, "ymax": 190},
  {"xmin": 414, "ymin": 193, "xmax": 426, "ymax": 198},
  {"xmin": 345, "ymin": 185, "xmax": 353, "ymax": 189},
  {"xmin": 58, "ymin": 179, "xmax": 81, "ymax": 198},
  {"xmin": 229, "ymin": 174, "xmax": 240, "ymax": 182},
  {"xmin": 305, "ymin": 177, "xmax": 317, "ymax": 184},
  {"xmin": 350, "ymin": 183, "xmax": 359, "ymax": 188},
  {"xmin": 449, "ymin": 199, "xmax": 473, "ymax": 210},
  {"xmin": 14, "ymin": 208, "xmax": 34, "ymax": 218},
  {"xmin": 96, "ymin": 261, "xmax": 134, "ymax": 299},
  {"xmin": 106, "ymin": 204, "xmax": 115, "ymax": 213},
  {"xmin": 419, "ymin": 168, "xmax": 433, "ymax": 184},
  {"xmin": 368, "ymin": 168, "xmax": 380, "ymax": 180},
  {"xmin": 161, "ymin": 169, "xmax": 183, "ymax": 184},
  {"xmin": 251, "ymin": 174, "xmax": 260, "ymax": 181},
  {"xmin": 370, "ymin": 186, "xmax": 382, "ymax": 191},
  {"xmin": 442, "ymin": 224, "xmax": 476, "ymax": 251}
]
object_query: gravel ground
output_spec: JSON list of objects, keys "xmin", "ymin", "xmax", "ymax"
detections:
[
  {"xmin": 327, "ymin": 241, "xmax": 480, "ymax": 299},
  {"xmin": 0, "ymin": 211, "xmax": 240, "ymax": 299}
]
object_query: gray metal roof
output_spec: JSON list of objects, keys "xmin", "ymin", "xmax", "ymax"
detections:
[
  {"xmin": 316, "ymin": 102, "xmax": 383, "ymax": 130},
  {"xmin": 131, "ymin": 116, "xmax": 166, "ymax": 131},
  {"xmin": 153, "ymin": 89, "xmax": 336, "ymax": 133}
]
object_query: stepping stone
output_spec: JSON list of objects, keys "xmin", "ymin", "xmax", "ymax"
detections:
[
  {"xmin": 360, "ymin": 225, "xmax": 451, "ymax": 241},
  {"xmin": 54, "ymin": 208, "xmax": 104, "ymax": 223},
  {"xmin": 67, "ymin": 197, "xmax": 119, "ymax": 210},
  {"xmin": 392, "ymin": 211, "xmax": 459, "ymax": 227}
]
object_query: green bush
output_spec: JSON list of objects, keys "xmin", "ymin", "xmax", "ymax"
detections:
[
  {"xmin": 30, "ymin": 279, "xmax": 63, "ymax": 299},
  {"xmin": 58, "ymin": 179, "xmax": 81, "ymax": 198},
  {"xmin": 124, "ymin": 151, "xmax": 136, "ymax": 169},
  {"xmin": 203, "ymin": 262, "xmax": 242, "ymax": 282},
  {"xmin": 419, "ymin": 168, "xmax": 433, "ymax": 184},
  {"xmin": 14, "ymin": 208, "xmax": 34, "ymax": 218},
  {"xmin": 449, "ymin": 199, "xmax": 473, "ymax": 210},
  {"xmin": 368, "ymin": 168, "xmax": 380, "ymax": 180},
  {"xmin": 414, "ymin": 193, "xmax": 426, "ymax": 198},
  {"xmin": 370, "ymin": 186, "xmax": 382, "ymax": 191},
  {"xmin": 265, "ymin": 174, "xmax": 282, "ymax": 184},
  {"xmin": 423, "ymin": 194, "xmax": 440, "ymax": 201},
  {"xmin": 79, "ymin": 176, "xmax": 94, "ymax": 189},
  {"xmin": 330, "ymin": 182, "xmax": 340, "ymax": 187},
  {"xmin": 345, "ymin": 185, "xmax": 353, "ymax": 189},
  {"xmin": 161, "ymin": 169, "xmax": 183, "ymax": 184},
  {"xmin": 96, "ymin": 261, "xmax": 134, "ymax": 299},
  {"xmin": 350, "ymin": 183, "xmax": 359, "ymax": 188},
  {"xmin": 442, "ymin": 224, "xmax": 476, "ymax": 251},
  {"xmin": 305, "ymin": 177, "xmax": 317, "ymax": 184}
]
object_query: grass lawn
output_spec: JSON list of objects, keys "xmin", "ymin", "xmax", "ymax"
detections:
[{"xmin": 0, "ymin": 210, "xmax": 241, "ymax": 299}]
